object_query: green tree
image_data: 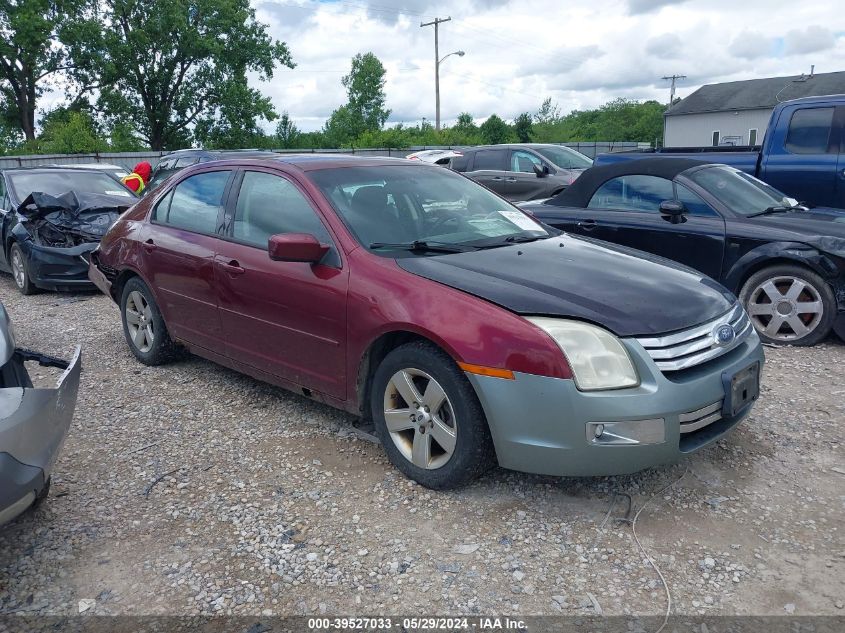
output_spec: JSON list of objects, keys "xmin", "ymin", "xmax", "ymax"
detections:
[
  {"xmin": 534, "ymin": 97, "xmax": 562, "ymax": 124},
  {"xmin": 342, "ymin": 52, "xmax": 390, "ymax": 131},
  {"xmin": 324, "ymin": 52, "xmax": 389, "ymax": 145},
  {"xmin": 275, "ymin": 111, "xmax": 300, "ymax": 148},
  {"xmin": 0, "ymin": 0, "xmax": 85, "ymax": 141},
  {"xmin": 513, "ymin": 112, "xmax": 533, "ymax": 142},
  {"xmin": 479, "ymin": 114, "xmax": 511, "ymax": 144},
  {"xmin": 67, "ymin": 0, "xmax": 293, "ymax": 149},
  {"xmin": 108, "ymin": 121, "xmax": 145, "ymax": 151},
  {"xmin": 40, "ymin": 110, "xmax": 107, "ymax": 153}
]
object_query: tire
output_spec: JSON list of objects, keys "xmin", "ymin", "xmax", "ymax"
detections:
[
  {"xmin": 120, "ymin": 276, "xmax": 181, "ymax": 365},
  {"xmin": 9, "ymin": 243, "xmax": 37, "ymax": 295},
  {"xmin": 371, "ymin": 341, "xmax": 496, "ymax": 490},
  {"xmin": 739, "ymin": 264, "xmax": 836, "ymax": 346}
]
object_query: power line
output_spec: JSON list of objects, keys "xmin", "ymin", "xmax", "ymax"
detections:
[
  {"xmin": 662, "ymin": 74, "xmax": 686, "ymax": 105},
  {"xmin": 420, "ymin": 16, "xmax": 451, "ymax": 131}
]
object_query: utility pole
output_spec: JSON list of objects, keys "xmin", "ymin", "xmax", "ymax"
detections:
[
  {"xmin": 421, "ymin": 16, "xmax": 451, "ymax": 131},
  {"xmin": 662, "ymin": 74, "xmax": 686, "ymax": 106}
]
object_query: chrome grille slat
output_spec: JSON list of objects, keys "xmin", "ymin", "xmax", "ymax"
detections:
[
  {"xmin": 634, "ymin": 304, "xmax": 752, "ymax": 372},
  {"xmin": 679, "ymin": 400, "xmax": 724, "ymax": 434}
]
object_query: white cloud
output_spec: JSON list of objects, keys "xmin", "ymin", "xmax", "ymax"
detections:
[
  {"xmin": 784, "ymin": 25, "xmax": 837, "ymax": 55},
  {"xmin": 224, "ymin": 1, "xmax": 845, "ymax": 130}
]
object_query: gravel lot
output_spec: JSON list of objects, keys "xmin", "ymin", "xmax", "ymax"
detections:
[{"xmin": 0, "ymin": 274, "xmax": 843, "ymax": 619}]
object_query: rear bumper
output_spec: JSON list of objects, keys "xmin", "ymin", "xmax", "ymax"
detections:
[
  {"xmin": 87, "ymin": 252, "xmax": 113, "ymax": 297},
  {"xmin": 0, "ymin": 346, "xmax": 82, "ymax": 525},
  {"xmin": 22, "ymin": 241, "xmax": 99, "ymax": 291},
  {"xmin": 467, "ymin": 333, "xmax": 764, "ymax": 477}
]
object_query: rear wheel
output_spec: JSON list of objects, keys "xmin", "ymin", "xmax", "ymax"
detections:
[
  {"xmin": 371, "ymin": 341, "xmax": 496, "ymax": 489},
  {"xmin": 9, "ymin": 243, "xmax": 36, "ymax": 295},
  {"xmin": 739, "ymin": 264, "xmax": 835, "ymax": 346},
  {"xmin": 120, "ymin": 277, "xmax": 181, "ymax": 365}
]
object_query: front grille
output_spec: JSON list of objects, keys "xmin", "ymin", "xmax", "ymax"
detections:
[
  {"xmin": 635, "ymin": 303, "xmax": 752, "ymax": 372},
  {"xmin": 679, "ymin": 401, "xmax": 723, "ymax": 434}
]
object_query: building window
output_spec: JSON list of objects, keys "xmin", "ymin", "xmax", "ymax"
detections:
[
  {"xmin": 711, "ymin": 131, "xmax": 720, "ymax": 147},
  {"xmin": 749, "ymin": 128, "xmax": 758, "ymax": 146}
]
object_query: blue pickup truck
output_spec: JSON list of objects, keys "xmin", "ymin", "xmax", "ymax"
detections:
[{"xmin": 595, "ymin": 95, "xmax": 845, "ymax": 208}]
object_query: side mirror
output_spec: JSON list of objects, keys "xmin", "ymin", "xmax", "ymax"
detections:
[
  {"xmin": 533, "ymin": 163, "xmax": 550, "ymax": 178},
  {"xmin": 268, "ymin": 233, "xmax": 329, "ymax": 263},
  {"xmin": 659, "ymin": 200, "xmax": 687, "ymax": 224}
]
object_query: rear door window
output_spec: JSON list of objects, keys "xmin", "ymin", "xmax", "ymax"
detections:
[
  {"xmin": 153, "ymin": 170, "xmax": 231, "ymax": 234},
  {"xmin": 588, "ymin": 175, "xmax": 674, "ymax": 213},
  {"xmin": 471, "ymin": 149, "xmax": 507, "ymax": 171},
  {"xmin": 785, "ymin": 107, "xmax": 835, "ymax": 154}
]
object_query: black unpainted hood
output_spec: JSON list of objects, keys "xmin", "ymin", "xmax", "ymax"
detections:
[{"xmin": 397, "ymin": 236, "xmax": 736, "ymax": 337}]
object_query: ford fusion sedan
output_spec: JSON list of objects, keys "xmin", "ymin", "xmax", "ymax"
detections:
[
  {"xmin": 522, "ymin": 158, "xmax": 845, "ymax": 346},
  {"xmin": 90, "ymin": 155, "xmax": 764, "ymax": 489},
  {"xmin": 0, "ymin": 301, "xmax": 81, "ymax": 525}
]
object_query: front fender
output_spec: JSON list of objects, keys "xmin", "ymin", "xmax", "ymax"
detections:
[{"xmin": 723, "ymin": 241, "xmax": 840, "ymax": 292}]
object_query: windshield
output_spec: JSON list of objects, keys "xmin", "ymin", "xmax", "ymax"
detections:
[
  {"xmin": 686, "ymin": 166, "xmax": 796, "ymax": 216},
  {"xmin": 309, "ymin": 164, "xmax": 549, "ymax": 252},
  {"xmin": 8, "ymin": 171, "xmax": 135, "ymax": 203},
  {"xmin": 534, "ymin": 146, "xmax": 593, "ymax": 170}
]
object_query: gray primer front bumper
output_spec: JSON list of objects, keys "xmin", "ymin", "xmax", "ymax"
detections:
[
  {"xmin": 0, "ymin": 347, "xmax": 82, "ymax": 525},
  {"xmin": 467, "ymin": 333, "xmax": 764, "ymax": 477}
]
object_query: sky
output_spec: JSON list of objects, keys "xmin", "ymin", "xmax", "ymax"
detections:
[{"xmin": 251, "ymin": 0, "xmax": 845, "ymax": 131}]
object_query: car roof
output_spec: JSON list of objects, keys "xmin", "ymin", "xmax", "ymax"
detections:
[
  {"xmin": 545, "ymin": 157, "xmax": 712, "ymax": 207},
  {"xmin": 1, "ymin": 165, "xmax": 113, "ymax": 174},
  {"xmin": 183, "ymin": 154, "xmax": 423, "ymax": 172},
  {"xmin": 465, "ymin": 143, "xmax": 581, "ymax": 151}
]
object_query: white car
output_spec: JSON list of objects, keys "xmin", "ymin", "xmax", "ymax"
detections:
[
  {"xmin": 50, "ymin": 163, "xmax": 130, "ymax": 181},
  {"xmin": 405, "ymin": 149, "xmax": 463, "ymax": 166}
]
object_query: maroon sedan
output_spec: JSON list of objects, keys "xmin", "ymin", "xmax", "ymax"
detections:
[{"xmin": 90, "ymin": 155, "xmax": 763, "ymax": 489}]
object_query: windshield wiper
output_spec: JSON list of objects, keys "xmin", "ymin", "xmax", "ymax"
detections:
[
  {"xmin": 748, "ymin": 206, "xmax": 801, "ymax": 217},
  {"xmin": 369, "ymin": 240, "xmax": 474, "ymax": 253},
  {"xmin": 472, "ymin": 234, "xmax": 550, "ymax": 249}
]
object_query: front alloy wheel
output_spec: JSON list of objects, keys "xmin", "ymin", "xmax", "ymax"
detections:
[
  {"xmin": 371, "ymin": 341, "xmax": 496, "ymax": 489},
  {"xmin": 9, "ymin": 243, "xmax": 36, "ymax": 295},
  {"xmin": 383, "ymin": 368, "xmax": 457, "ymax": 470},
  {"xmin": 740, "ymin": 264, "xmax": 836, "ymax": 346}
]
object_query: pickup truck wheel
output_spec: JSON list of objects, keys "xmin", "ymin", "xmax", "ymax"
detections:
[
  {"xmin": 9, "ymin": 243, "xmax": 37, "ymax": 295},
  {"xmin": 740, "ymin": 265, "xmax": 835, "ymax": 346},
  {"xmin": 120, "ymin": 277, "xmax": 181, "ymax": 365},
  {"xmin": 371, "ymin": 341, "xmax": 496, "ymax": 490}
]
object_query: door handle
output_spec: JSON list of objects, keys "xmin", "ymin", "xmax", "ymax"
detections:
[
  {"xmin": 505, "ymin": 177, "xmax": 517, "ymax": 182},
  {"xmin": 578, "ymin": 219, "xmax": 598, "ymax": 231},
  {"xmin": 142, "ymin": 239, "xmax": 156, "ymax": 252},
  {"xmin": 491, "ymin": 176, "xmax": 504, "ymax": 181},
  {"xmin": 218, "ymin": 259, "xmax": 245, "ymax": 275}
]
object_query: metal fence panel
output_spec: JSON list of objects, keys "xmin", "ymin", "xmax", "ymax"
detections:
[{"xmin": 0, "ymin": 142, "xmax": 651, "ymax": 169}]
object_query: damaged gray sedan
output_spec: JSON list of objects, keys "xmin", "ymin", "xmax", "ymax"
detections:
[
  {"xmin": 0, "ymin": 301, "xmax": 81, "ymax": 525},
  {"xmin": 0, "ymin": 167, "xmax": 136, "ymax": 294}
]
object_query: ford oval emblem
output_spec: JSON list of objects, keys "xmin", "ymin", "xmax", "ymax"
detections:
[{"xmin": 713, "ymin": 324, "xmax": 736, "ymax": 347}]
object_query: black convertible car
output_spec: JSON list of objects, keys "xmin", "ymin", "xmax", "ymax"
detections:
[
  {"xmin": 0, "ymin": 167, "xmax": 137, "ymax": 294},
  {"xmin": 522, "ymin": 158, "xmax": 845, "ymax": 346}
]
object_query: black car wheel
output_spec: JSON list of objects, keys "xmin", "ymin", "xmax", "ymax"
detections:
[
  {"xmin": 9, "ymin": 243, "xmax": 36, "ymax": 295},
  {"xmin": 740, "ymin": 264, "xmax": 836, "ymax": 346},
  {"xmin": 371, "ymin": 341, "xmax": 496, "ymax": 490},
  {"xmin": 120, "ymin": 276, "xmax": 181, "ymax": 365}
]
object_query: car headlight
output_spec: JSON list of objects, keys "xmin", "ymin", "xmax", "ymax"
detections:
[{"xmin": 526, "ymin": 317, "xmax": 639, "ymax": 391}]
